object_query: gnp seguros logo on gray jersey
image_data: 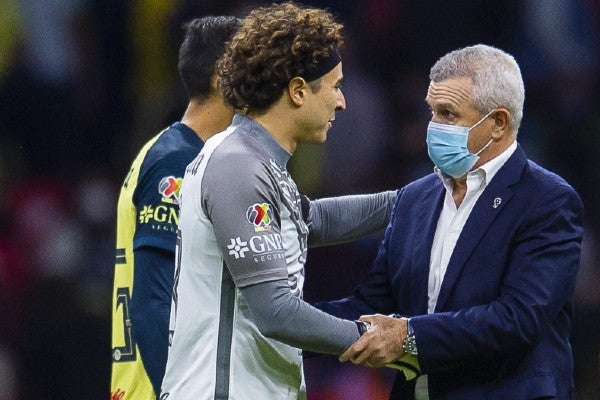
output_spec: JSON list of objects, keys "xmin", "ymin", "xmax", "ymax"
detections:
[{"xmin": 227, "ymin": 233, "xmax": 285, "ymax": 262}]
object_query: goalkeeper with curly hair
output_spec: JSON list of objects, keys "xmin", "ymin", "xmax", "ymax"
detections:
[{"xmin": 160, "ymin": 2, "xmax": 397, "ymax": 399}]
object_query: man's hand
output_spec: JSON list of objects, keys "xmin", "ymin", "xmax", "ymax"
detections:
[{"xmin": 339, "ymin": 314, "xmax": 407, "ymax": 367}]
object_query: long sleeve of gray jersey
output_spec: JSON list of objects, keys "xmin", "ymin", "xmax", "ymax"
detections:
[
  {"xmin": 240, "ymin": 278, "xmax": 360, "ymax": 354},
  {"xmin": 235, "ymin": 191, "xmax": 396, "ymax": 356},
  {"xmin": 307, "ymin": 190, "xmax": 397, "ymax": 247}
]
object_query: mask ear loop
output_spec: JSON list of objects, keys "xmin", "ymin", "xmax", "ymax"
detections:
[
  {"xmin": 469, "ymin": 109, "xmax": 496, "ymax": 131},
  {"xmin": 469, "ymin": 109, "xmax": 496, "ymax": 156},
  {"xmin": 474, "ymin": 137, "xmax": 494, "ymax": 156}
]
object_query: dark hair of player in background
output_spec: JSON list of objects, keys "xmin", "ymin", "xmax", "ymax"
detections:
[
  {"xmin": 178, "ymin": 16, "xmax": 242, "ymax": 102},
  {"xmin": 218, "ymin": 1, "xmax": 344, "ymax": 113}
]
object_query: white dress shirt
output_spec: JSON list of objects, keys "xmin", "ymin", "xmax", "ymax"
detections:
[{"xmin": 427, "ymin": 141, "xmax": 517, "ymax": 313}]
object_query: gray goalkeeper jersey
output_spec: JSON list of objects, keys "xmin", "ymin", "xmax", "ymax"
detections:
[{"xmin": 161, "ymin": 114, "xmax": 395, "ymax": 399}]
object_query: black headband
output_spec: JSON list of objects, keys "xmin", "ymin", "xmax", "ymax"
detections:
[{"xmin": 302, "ymin": 48, "xmax": 341, "ymax": 82}]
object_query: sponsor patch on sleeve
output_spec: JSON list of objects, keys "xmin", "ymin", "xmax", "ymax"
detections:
[
  {"xmin": 246, "ymin": 203, "xmax": 273, "ymax": 232},
  {"xmin": 158, "ymin": 176, "xmax": 183, "ymax": 204}
]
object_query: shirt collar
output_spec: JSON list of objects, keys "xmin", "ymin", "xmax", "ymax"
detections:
[
  {"xmin": 170, "ymin": 122, "xmax": 203, "ymax": 145},
  {"xmin": 231, "ymin": 113, "xmax": 292, "ymax": 167}
]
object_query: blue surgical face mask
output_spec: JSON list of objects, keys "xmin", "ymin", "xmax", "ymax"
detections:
[{"xmin": 426, "ymin": 109, "xmax": 495, "ymax": 178}]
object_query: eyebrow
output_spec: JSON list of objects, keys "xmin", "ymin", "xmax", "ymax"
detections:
[{"xmin": 425, "ymin": 97, "xmax": 458, "ymax": 111}]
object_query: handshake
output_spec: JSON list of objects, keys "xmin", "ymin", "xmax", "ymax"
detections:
[{"xmin": 340, "ymin": 314, "xmax": 421, "ymax": 381}]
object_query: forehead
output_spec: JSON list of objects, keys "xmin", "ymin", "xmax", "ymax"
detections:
[{"xmin": 425, "ymin": 77, "xmax": 473, "ymax": 109}]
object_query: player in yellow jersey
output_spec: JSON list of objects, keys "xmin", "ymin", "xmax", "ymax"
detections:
[{"xmin": 110, "ymin": 16, "xmax": 241, "ymax": 399}]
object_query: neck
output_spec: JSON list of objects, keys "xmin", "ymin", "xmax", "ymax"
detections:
[
  {"xmin": 451, "ymin": 176, "xmax": 468, "ymax": 207},
  {"xmin": 248, "ymin": 98, "xmax": 298, "ymax": 154},
  {"xmin": 180, "ymin": 96, "xmax": 234, "ymax": 142}
]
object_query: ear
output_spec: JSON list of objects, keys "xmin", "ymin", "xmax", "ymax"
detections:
[
  {"xmin": 491, "ymin": 108, "xmax": 511, "ymax": 139},
  {"xmin": 210, "ymin": 73, "xmax": 219, "ymax": 91},
  {"xmin": 288, "ymin": 77, "xmax": 308, "ymax": 107}
]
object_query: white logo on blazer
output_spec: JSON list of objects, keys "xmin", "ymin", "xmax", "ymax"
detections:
[{"xmin": 493, "ymin": 197, "xmax": 502, "ymax": 208}]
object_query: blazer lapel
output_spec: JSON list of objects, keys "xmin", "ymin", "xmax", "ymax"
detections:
[
  {"xmin": 434, "ymin": 146, "xmax": 528, "ymax": 312},
  {"xmin": 410, "ymin": 180, "xmax": 445, "ymax": 314}
]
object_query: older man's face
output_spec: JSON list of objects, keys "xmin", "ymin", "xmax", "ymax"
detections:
[{"xmin": 425, "ymin": 77, "xmax": 496, "ymax": 159}]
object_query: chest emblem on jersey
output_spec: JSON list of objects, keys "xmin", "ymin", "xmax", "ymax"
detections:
[
  {"xmin": 158, "ymin": 176, "xmax": 183, "ymax": 204},
  {"xmin": 246, "ymin": 203, "xmax": 273, "ymax": 232}
]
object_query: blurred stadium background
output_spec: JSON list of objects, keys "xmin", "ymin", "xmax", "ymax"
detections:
[{"xmin": 0, "ymin": 0, "xmax": 598, "ymax": 399}]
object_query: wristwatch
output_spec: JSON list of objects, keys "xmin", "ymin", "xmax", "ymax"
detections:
[
  {"xmin": 401, "ymin": 317, "xmax": 418, "ymax": 356},
  {"xmin": 355, "ymin": 320, "xmax": 371, "ymax": 336}
]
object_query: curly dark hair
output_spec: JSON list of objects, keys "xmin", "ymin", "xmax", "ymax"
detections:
[{"xmin": 217, "ymin": 2, "xmax": 343, "ymax": 112}]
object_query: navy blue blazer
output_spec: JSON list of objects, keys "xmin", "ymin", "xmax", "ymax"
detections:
[{"xmin": 319, "ymin": 145, "xmax": 584, "ymax": 399}]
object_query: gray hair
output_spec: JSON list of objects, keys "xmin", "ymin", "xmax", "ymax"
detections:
[{"xmin": 429, "ymin": 44, "xmax": 525, "ymax": 134}]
